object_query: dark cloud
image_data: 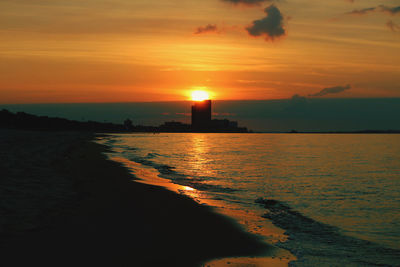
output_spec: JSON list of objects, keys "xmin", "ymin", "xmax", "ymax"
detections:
[
  {"xmin": 386, "ymin": 20, "xmax": 400, "ymax": 32},
  {"xmin": 347, "ymin": 7, "xmax": 376, "ymax": 15},
  {"xmin": 380, "ymin": 5, "xmax": 400, "ymax": 15},
  {"xmin": 246, "ymin": 5, "xmax": 286, "ymax": 41},
  {"xmin": 309, "ymin": 84, "xmax": 351, "ymax": 97},
  {"xmin": 347, "ymin": 5, "xmax": 400, "ymax": 16},
  {"xmin": 291, "ymin": 94, "xmax": 307, "ymax": 102},
  {"xmin": 194, "ymin": 24, "xmax": 218, "ymax": 34},
  {"xmin": 290, "ymin": 94, "xmax": 307, "ymax": 105},
  {"xmin": 221, "ymin": 0, "xmax": 270, "ymax": 6},
  {"xmin": 285, "ymin": 94, "xmax": 308, "ymax": 112},
  {"xmin": 212, "ymin": 112, "xmax": 237, "ymax": 117}
]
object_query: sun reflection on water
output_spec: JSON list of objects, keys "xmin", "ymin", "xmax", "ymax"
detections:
[
  {"xmin": 108, "ymin": 156, "xmax": 201, "ymax": 201},
  {"xmin": 183, "ymin": 186, "xmax": 194, "ymax": 191},
  {"xmin": 190, "ymin": 134, "xmax": 214, "ymax": 176}
]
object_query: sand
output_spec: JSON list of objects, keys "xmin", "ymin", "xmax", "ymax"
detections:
[{"xmin": 0, "ymin": 130, "xmax": 278, "ymax": 266}]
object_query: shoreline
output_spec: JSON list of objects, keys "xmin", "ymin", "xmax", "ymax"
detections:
[
  {"xmin": 1, "ymin": 130, "xmax": 283, "ymax": 266},
  {"xmin": 106, "ymin": 152, "xmax": 294, "ymax": 266}
]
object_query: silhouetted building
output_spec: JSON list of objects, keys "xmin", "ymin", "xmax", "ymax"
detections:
[
  {"xmin": 159, "ymin": 121, "xmax": 191, "ymax": 132},
  {"xmin": 124, "ymin": 118, "xmax": 133, "ymax": 130},
  {"xmin": 191, "ymin": 100, "xmax": 211, "ymax": 130},
  {"xmin": 211, "ymin": 119, "xmax": 238, "ymax": 129},
  {"xmin": 210, "ymin": 119, "xmax": 248, "ymax": 132}
]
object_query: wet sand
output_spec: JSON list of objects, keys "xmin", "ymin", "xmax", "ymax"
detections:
[{"xmin": 0, "ymin": 130, "xmax": 279, "ymax": 266}]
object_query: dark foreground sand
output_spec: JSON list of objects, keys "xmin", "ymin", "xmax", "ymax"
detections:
[{"xmin": 0, "ymin": 130, "xmax": 274, "ymax": 266}]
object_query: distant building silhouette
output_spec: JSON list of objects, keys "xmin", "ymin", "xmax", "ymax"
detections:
[
  {"xmin": 191, "ymin": 100, "xmax": 211, "ymax": 130},
  {"xmin": 190, "ymin": 100, "xmax": 248, "ymax": 132},
  {"xmin": 159, "ymin": 121, "xmax": 191, "ymax": 132},
  {"xmin": 124, "ymin": 118, "xmax": 133, "ymax": 130}
]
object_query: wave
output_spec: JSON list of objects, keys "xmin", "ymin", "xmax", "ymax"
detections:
[
  {"xmin": 129, "ymin": 155, "xmax": 237, "ymax": 193},
  {"xmin": 102, "ymin": 140, "xmax": 237, "ymax": 193},
  {"xmin": 145, "ymin": 152, "xmax": 161, "ymax": 159},
  {"xmin": 255, "ymin": 198, "xmax": 400, "ymax": 266}
]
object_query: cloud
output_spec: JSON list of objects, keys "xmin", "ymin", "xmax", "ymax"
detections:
[
  {"xmin": 194, "ymin": 24, "xmax": 219, "ymax": 34},
  {"xmin": 291, "ymin": 94, "xmax": 307, "ymax": 103},
  {"xmin": 346, "ymin": 5, "xmax": 400, "ymax": 16},
  {"xmin": 212, "ymin": 112, "xmax": 237, "ymax": 117},
  {"xmin": 221, "ymin": 0, "xmax": 273, "ymax": 6},
  {"xmin": 175, "ymin": 113, "xmax": 191, "ymax": 116},
  {"xmin": 285, "ymin": 94, "xmax": 308, "ymax": 111},
  {"xmin": 246, "ymin": 5, "xmax": 286, "ymax": 41},
  {"xmin": 309, "ymin": 84, "xmax": 351, "ymax": 97},
  {"xmin": 347, "ymin": 7, "xmax": 376, "ymax": 15},
  {"xmin": 386, "ymin": 20, "xmax": 400, "ymax": 32},
  {"xmin": 380, "ymin": 5, "xmax": 400, "ymax": 15}
]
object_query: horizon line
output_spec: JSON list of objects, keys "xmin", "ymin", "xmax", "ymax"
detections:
[{"xmin": 2, "ymin": 96, "xmax": 400, "ymax": 106}]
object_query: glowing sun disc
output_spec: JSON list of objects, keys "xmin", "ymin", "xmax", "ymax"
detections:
[{"xmin": 191, "ymin": 90, "xmax": 209, "ymax": 101}]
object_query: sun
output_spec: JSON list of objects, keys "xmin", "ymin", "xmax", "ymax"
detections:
[{"xmin": 191, "ymin": 90, "xmax": 210, "ymax": 101}]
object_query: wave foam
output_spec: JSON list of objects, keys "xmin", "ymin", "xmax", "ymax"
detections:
[
  {"xmin": 255, "ymin": 198, "xmax": 400, "ymax": 266},
  {"xmin": 129, "ymin": 156, "xmax": 237, "ymax": 193}
]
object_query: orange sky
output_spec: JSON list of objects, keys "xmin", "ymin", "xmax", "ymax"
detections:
[{"xmin": 0, "ymin": 0, "xmax": 399, "ymax": 103}]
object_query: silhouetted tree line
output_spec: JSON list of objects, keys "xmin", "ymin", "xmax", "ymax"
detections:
[{"xmin": 0, "ymin": 109, "xmax": 157, "ymax": 132}]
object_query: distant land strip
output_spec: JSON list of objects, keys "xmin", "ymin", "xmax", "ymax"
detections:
[{"xmin": 1, "ymin": 109, "xmax": 398, "ymax": 134}]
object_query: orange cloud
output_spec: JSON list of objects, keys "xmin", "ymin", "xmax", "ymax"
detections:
[{"xmin": 194, "ymin": 24, "xmax": 219, "ymax": 35}]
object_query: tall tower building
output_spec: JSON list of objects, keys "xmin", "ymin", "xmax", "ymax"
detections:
[{"xmin": 191, "ymin": 100, "xmax": 211, "ymax": 130}]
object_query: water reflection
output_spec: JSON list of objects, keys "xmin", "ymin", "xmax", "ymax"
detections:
[
  {"xmin": 109, "ymin": 156, "xmax": 201, "ymax": 201},
  {"xmin": 189, "ymin": 134, "xmax": 210, "ymax": 176}
]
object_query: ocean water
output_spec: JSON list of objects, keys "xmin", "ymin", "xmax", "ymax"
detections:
[{"xmin": 96, "ymin": 133, "xmax": 400, "ymax": 266}]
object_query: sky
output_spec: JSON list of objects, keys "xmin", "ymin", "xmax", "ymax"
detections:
[{"xmin": 0, "ymin": 0, "xmax": 399, "ymax": 103}]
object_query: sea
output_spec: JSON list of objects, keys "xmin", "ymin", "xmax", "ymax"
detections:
[{"xmin": 96, "ymin": 133, "xmax": 400, "ymax": 266}]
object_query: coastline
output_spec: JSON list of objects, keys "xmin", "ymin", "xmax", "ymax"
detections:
[{"xmin": 1, "ymin": 130, "xmax": 282, "ymax": 266}]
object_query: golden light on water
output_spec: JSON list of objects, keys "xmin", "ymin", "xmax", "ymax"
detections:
[
  {"xmin": 191, "ymin": 90, "xmax": 210, "ymax": 101},
  {"xmin": 183, "ymin": 186, "xmax": 195, "ymax": 191}
]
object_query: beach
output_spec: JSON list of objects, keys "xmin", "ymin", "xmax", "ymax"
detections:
[{"xmin": 0, "ymin": 130, "xmax": 281, "ymax": 266}]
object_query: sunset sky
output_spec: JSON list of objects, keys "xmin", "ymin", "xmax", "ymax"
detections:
[{"xmin": 1, "ymin": 0, "xmax": 399, "ymax": 103}]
